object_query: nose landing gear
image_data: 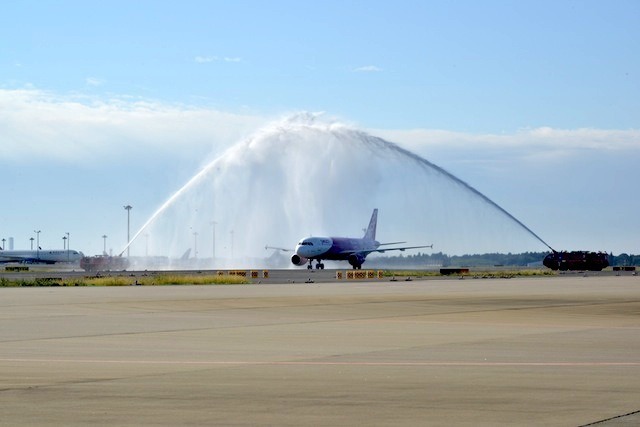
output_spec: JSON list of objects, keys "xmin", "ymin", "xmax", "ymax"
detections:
[{"xmin": 307, "ymin": 260, "xmax": 325, "ymax": 270}]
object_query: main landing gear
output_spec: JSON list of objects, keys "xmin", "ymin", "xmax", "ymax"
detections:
[{"xmin": 307, "ymin": 260, "xmax": 325, "ymax": 270}]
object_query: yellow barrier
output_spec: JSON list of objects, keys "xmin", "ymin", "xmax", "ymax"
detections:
[
  {"xmin": 342, "ymin": 270, "xmax": 386, "ymax": 280},
  {"xmin": 214, "ymin": 270, "xmax": 268, "ymax": 280}
]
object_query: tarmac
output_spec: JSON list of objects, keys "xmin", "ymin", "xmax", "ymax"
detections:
[{"xmin": 1, "ymin": 273, "xmax": 639, "ymax": 426}]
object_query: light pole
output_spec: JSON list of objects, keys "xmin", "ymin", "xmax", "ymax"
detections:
[
  {"xmin": 1, "ymin": 238, "xmax": 5, "ymax": 251},
  {"xmin": 102, "ymin": 235, "xmax": 107, "ymax": 255},
  {"xmin": 29, "ymin": 237, "xmax": 34, "ymax": 250},
  {"xmin": 210, "ymin": 221, "xmax": 217, "ymax": 262},
  {"xmin": 34, "ymin": 230, "xmax": 41, "ymax": 259},
  {"xmin": 62, "ymin": 235, "xmax": 67, "ymax": 250},
  {"xmin": 124, "ymin": 205, "xmax": 132, "ymax": 257}
]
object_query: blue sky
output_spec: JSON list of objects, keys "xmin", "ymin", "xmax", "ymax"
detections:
[
  {"xmin": 1, "ymin": 0, "xmax": 639, "ymax": 257},
  {"xmin": 5, "ymin": 0, "xmax": 639, "ymax": 130}
]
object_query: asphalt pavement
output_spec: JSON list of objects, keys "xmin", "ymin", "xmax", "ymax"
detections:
[{"xmin": 1, "ymin": 275, "xmax": 639, "ymax": 426}]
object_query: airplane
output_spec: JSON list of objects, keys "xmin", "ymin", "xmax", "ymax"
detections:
[
  {"xmin": 0, "ymin": 249, "xmax": 83, "ymax": 264},
  {"xmin": 267, "ymin": 209, "xmax": 432, "ymax": 270}
]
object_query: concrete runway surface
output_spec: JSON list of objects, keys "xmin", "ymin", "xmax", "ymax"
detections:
[{"xmin": 1, "ymin": 275, "xmax": 639, "ymax": 426}]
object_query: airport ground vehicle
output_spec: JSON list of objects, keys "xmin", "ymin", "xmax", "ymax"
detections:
[
  {"xmin": 543, "ymin": 251, "xmax": 609, "ymax": 271},
  {"xmin": 80, "ymin": 255, "xmax": 129, "ymax": 272}
]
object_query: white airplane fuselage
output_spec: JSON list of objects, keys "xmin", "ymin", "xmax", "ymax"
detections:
[
  {"xmin": 292, "ymin": 237, "xmax": 380, "ymax": 266},
  {"xmin": 0, "ymin": 249, "xmax": 83, "ymax": 264}
]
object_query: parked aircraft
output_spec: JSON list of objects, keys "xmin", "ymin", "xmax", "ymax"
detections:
[
  {"xmin": 0, "ymin": 249, "xmax": 83, "ymax": 264},
  {"xmin": 268, "ymin": 209, "xmax": 432, "ymax": 269}
]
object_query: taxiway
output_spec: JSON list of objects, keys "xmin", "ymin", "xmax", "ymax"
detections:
[{"xmin": 1, "ymin": 274, "xmax": 639, "ymax": 425}]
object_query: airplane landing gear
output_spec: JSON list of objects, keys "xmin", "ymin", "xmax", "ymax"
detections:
[{"xmin": 308, "ymin": 260, "xmax": 325, "ymax": 270}]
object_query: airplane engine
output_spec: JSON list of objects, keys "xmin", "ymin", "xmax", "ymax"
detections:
[
  {"xmin": 291, "ymin": 254, "xmax": 308, "ymax": 266},
  {"xmin": 348, "ymin": 253, "xmax": 365, "ymax": 269}
]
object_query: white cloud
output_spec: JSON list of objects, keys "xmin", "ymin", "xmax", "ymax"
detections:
[
  {"xmin": 85, "ymin": 77, "xmax": 105, "ymax": 86},
  {"xmin": 194, "ymin": 55, "xmax": 217, "ymax": 63},
  {"xmin": 0, "ymin": 88, "xmax": 266, "ymax": 164},
  {"xmin": 4, "ymin": 88, "xmax": 635, "ymax": 172},
  {"xmin": 195, "ymin": 56, "xmax": 242, "ymax": 64},
  {"xmin": 372, "ymin": 127, "xmax": 640, "ymax": 162},
  {"xmin": 353, "ymin": 65, "xmax": 382, "ymax": 72}
]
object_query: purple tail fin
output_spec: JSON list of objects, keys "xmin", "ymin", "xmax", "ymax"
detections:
[{"xmin": 364, "ymin": 209, "xmax": 378, "ymax": 240}]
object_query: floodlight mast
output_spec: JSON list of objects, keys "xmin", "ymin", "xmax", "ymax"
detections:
[
  {"xmin": 124, "ymin": 205, "xmax": 132, "ymax": 257},
  {"xmin": 210, "ymin": 221, "xmax": 217, "ymax": 263},
  {"xmin": 34, "ymin": 230, "xmax": 41, "ymax": 260}
]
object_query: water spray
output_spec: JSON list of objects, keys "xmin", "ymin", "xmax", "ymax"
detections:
[
  {"xmin": 365, "ymin": 133, "xmax": 555, "ymax": 252},
  {"xmin": 120, "ymin": 115, "xmax": 553, "ymax": 259}
]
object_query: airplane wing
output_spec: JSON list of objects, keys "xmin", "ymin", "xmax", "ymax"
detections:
[
  {"xmin": 338, "ymin": 244, "xmax": 433, "ymax": 256},
  {"xmin": 372, "ymin": 244, "xmax": 433, "ymax": 254},
  {"xmin": 265, "ymin": 245, "xmax": 292, "ymax": 253}
]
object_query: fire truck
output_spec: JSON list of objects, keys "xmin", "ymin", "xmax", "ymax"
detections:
[
  {"xmin": 543, "ymin": 251, "xmax": 609, "ymax": 271},
  {"xmin": 80, "ymin": 255, "xmax": 129, "ymax": 272}
]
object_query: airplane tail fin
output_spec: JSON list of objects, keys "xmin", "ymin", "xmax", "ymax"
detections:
[{"xmin": 364, "ymin": 209, "xmax": 378, "ymax": 240}]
